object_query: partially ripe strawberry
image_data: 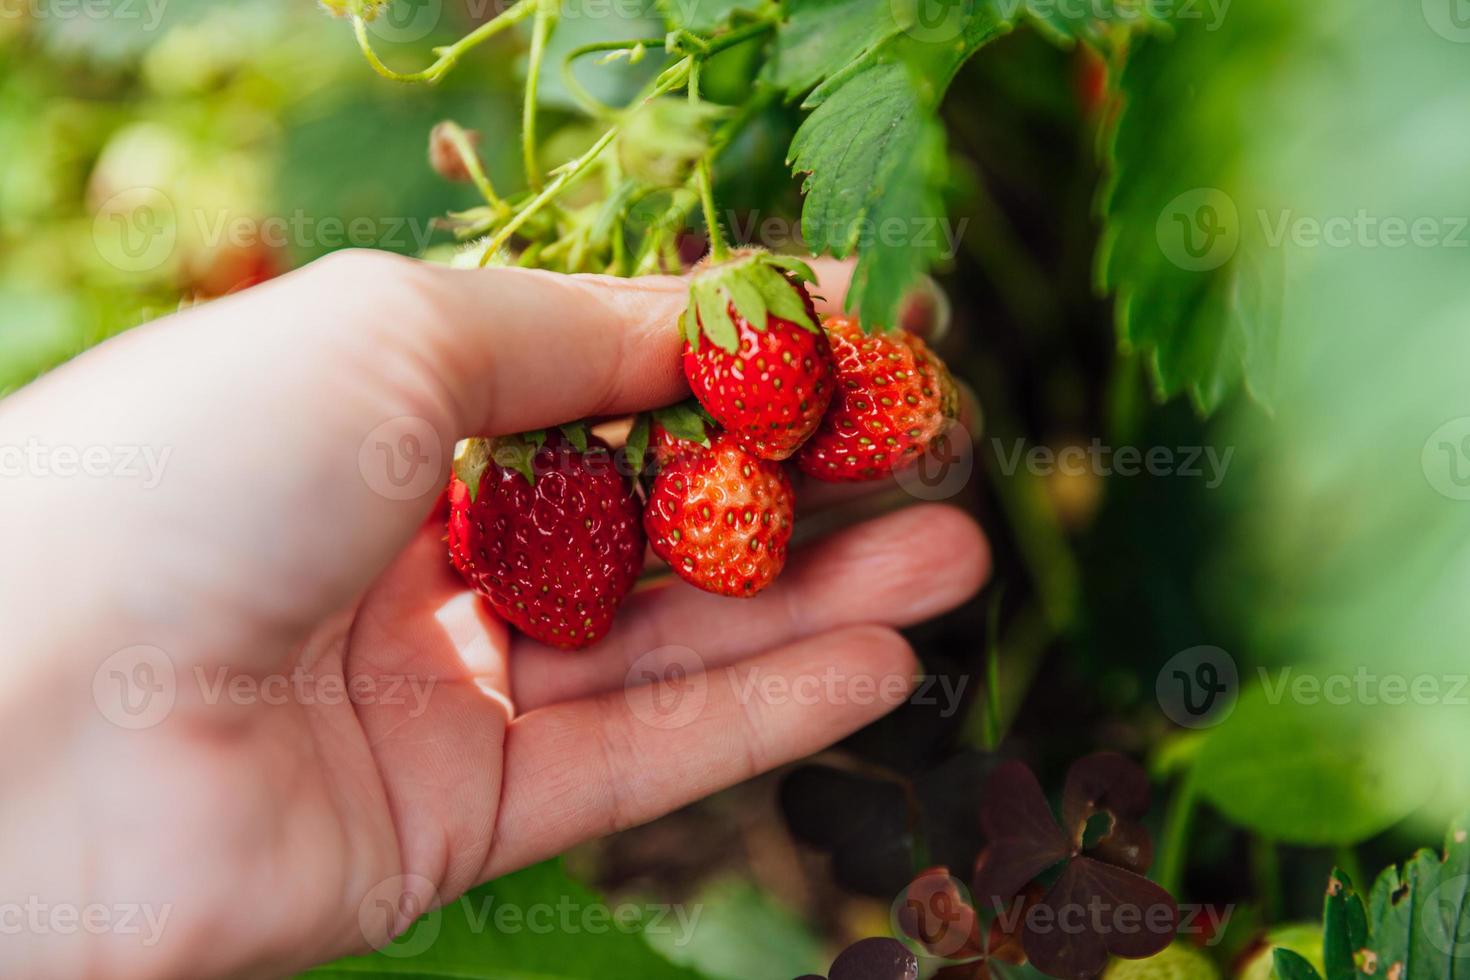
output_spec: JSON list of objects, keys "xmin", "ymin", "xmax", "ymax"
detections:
[
  {"xmin": 681, "ymin": 251, "xmax": 835, "ymax": 460},
  {"xmin": 796, "ymin": 315, "xmax": 958, "ymax": 482},
  {"xmin": 644, "ymin": 430, "xmax": 795, "ymax": 597},
  {"xmin": 448, "ymin": 431, "xmax": 644, "ymax": 649}
]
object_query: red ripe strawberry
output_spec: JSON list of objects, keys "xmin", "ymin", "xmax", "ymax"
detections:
[
  {"xmin": 643, "ymin": 429, "xmax": 795, "ymax": 597},
  {"xmin": 796, "ymin": 314, "xmax": 958, "ymax": 482},
  {"xmin": 681, "ymin": 251, "xmax": 835, "ymax": 460},
  {"xmin": 448, "ymin": 431, "xmax": 644, "ymax": 649}
]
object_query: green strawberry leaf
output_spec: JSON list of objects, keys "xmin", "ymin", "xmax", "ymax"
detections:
[
  {"xmin": 1323, "ymin": 869, "xmax": 1368, "ymax": 980},
  {"xmin": 1274, "ymin": 949, "xmax": 1325, "ymax": 980},
  {"xmin": 766, "ymin": 0, "xmax": 908, "ymax": 97},
  {"xmin": 305, "ymin": 860, "xmax": 710, "ymax": 979},
  {"xmin": 653, "ymin": 402, "xmax": 711, "ymax": 446},
  {"xmin": 1192, "ymin": 679, "xmax": 1434, "ymax": 846},
  {"xmin": 624, "ymin": 413, "xmax": 652, "ymax": 477},
  {"xmin": 1361, "ymin": 814, "xmax": 1470, "ymax": 980},
  {"xmin": 1095, "ymin": 8, "xmax": 1290, "ymax": 413},
  {"xmin": 788, "ymin": 20, "xmax": 1009, "ymax": 329},
  {"xmin": 659, "ymin": 0, "xmax": 761, "ymax": 33}
]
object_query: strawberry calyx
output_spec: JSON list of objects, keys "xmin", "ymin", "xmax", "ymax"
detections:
[
  {"xmin": 681, "ymin": 249, "xmax": 819, "ymax": 354},
  {"xmin": 624, "ymin": 401, "xmax": 712, "ymax": 477},
  {"xmin": 454, "ymin": 422, "xmax": 591, "ymax": 499}
]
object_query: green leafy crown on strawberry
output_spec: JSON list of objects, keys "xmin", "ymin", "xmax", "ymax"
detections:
[
  {"xmin": 680, "ymin": 249, "xmax": 820, "ymax": 354},
  {"xmin": 452, "ymin": 421, "xmax": 590, "ymax": 500},
  {"xmin": 623, "ymin": 401, "xmax": 713, "ymax": 478}
]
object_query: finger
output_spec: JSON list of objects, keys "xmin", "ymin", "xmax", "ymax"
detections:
[
  {"xmin": 346, "ymin": 521, "xmax": 515, "ymax": 900},
  {"xmin": 481, "ymin": 624, "xmax": 917, "ymax": 879},
  {"xmin": 805, "ymin": 258, "xmax": 857, "ymax": 316},
  {"xmin": 803, "ymin": 258, "xmax": 951, "ymax": 338},
  {"xmin": 509, "ymin": 504, "xmax": 988, "ymax": 710}
]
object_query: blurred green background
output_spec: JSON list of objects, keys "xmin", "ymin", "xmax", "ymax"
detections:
[{"xmin": 6, "ymin": 0, "xmax": 1470, "ymax": 976}]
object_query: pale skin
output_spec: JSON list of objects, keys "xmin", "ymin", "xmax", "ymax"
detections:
[{"xmin": 0, "ymin": 250, "xmax": 990, "ymax": 978}]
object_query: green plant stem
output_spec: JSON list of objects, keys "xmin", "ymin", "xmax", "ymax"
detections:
[
  {"xmin": 441, "ymin": 123, "xmax": 504, "ymax": 209},
  {"xmin": 688, "ymin": 59, "xmax": 730, "ymax": 262},
  {"xmin": 561, "ymin": 38, "xmax": 665, "ymax": 118},
  {"xmin": 1252, "ymin": 836, "xmax": 1282, "ymax": 923},
  {"xmin": 352, "ymin": 0, "xmax": 536, "ymax": 84},
  {"xmin": 982, "ymin": 587, "xmax": 1004, "ymax": 750},
  {"xmin": 1156, "ymin": 766, "xmax": 1198, "ymax": 896},
  {"xmin": 480, "ymin": 60, "xmax": 693, "ymax": 264},
  {"xmin": 522, "ymin": 4, "xmax": 554, "ymax": 191}
]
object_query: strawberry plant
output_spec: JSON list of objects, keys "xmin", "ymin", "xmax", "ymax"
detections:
[
  {"xmin": 295, "ymin": 0, "xmax": 1470, "ymax": 974},
  {"xmin": 8, "ymin": 0, "xmax": 1470, "ymax": 974}
]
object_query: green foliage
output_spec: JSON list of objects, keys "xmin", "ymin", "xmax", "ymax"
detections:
[
  {"xmin": 1275, "ymin": 948, "xmax": 1325, "ymax": 980},
  {"xmin": 788, "ymin": 18, "xmax": 1008, "ymax": 328},
  {"xmin": 1260, "ymin": 820, "xmax": 1470, "ymax": 980},
  {"xmin": 1192, "ymin": 680, "xmax": 1433, "ymax": 846},
  {"xmin": 641, "ymin": 878, "xmax": 827, "ymax": 979},
  {"xmin": 685, "ymin": 251, "xmax": 816, "ymax": 351},
  {"xmin": 1238, "ymin": 925, "xmax": 1324, "ymax": 980},
  {"xmin": 764, "ymin": 0, "xmax": 907, "ymax": 95},
  {"xmin": 1101, "ymin": 943, "xmax": 1220, "ymax": 980},
  {"xmin": 304, "ymin": 861, "xmax": 709, "ymax": 979},
  {"xmin": 662, "ymin": 0, "xmax": 766, "ymax": 33},
  {"xmin": 1361, "ymin": 815, "xmax": 1470, "ymax": 980},
  {"xmin": 1095, "ymin": 5, "xmax": 1297, "ymax": 413}
]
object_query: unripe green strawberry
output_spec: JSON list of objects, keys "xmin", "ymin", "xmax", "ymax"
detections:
[
  {"xmin": 643, "ymin": 429, "xmax": 795, "ymax": 597},
  {"xmin": 681, "ymin": 251, "xmax": 835, "ymax": 460},
  {"xmin": 796, "ymin": 314, "xmax": 958, "ymax": 482},
  {"xmin": 448, "ymin": 431, "xmax": 644, "ymax": 649}
]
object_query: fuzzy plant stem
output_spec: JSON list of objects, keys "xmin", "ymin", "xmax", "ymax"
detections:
[
  {"xmin": 352, "ymin": 0, "xmax": 537, "ymax": 84},
  {"xmin": 522, "ymin": 2, "xmax": 555, "ymax": 191},
  {"xmin": 688, "ymin": 59, "xmax": 731, "ymax": 263}
]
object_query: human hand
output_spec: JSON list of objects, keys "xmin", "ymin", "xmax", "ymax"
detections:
[{"xmin": 0, "ymin": 250, "xmax": 988, "ymax": 978}]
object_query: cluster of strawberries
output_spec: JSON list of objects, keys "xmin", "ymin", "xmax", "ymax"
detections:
[{"xmin": 447, "ymin": 252, "xmax": 957, "ymax": 649}]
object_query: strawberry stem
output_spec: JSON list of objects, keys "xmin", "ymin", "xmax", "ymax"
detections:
[
  {"xmin": 522, "ymin": 2, "xmax": 555, "ymax": 191},
  {"xmin": 439, "ymin": 121, "xmax": 504, "ymax": 209},
  {"xmin": 351, "ymin": 0, "xmax": 537, "ymax": 84},
  {"xmin": 689, "ymin": 59, "xmax": 731, "ymax": 263},
  {"xmin": 480, "ymin": 60, "xmax": 693, "ymax": 264}
]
